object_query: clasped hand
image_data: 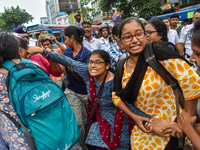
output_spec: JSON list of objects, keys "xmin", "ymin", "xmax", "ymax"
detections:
[{"xmin": 144, "ymin": 118, "xmax": 184, "ymax": 138}]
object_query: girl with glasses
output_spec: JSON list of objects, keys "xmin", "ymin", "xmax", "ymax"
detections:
[
  {"xmin": 27, "ymin": 46, "xmax": 140, "ymax": 149},
  {"xmin": 112, "ymin": 17, "xmax": 200, "ymax": 150},
  {"xmin": 145, "ymin": 17, "xmax": 168, "ymax": 43}
]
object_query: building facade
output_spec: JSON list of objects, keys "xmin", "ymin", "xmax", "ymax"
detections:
[
  {"xmin": 40, "ymin": 17, "xmax": 49, "ymax": 24},
  {"xmin": 46, "ymin": 0, "xmax": 60, "ymax": 24},
  {"xmin": 59, "ymin": 0, "xmax": 81, "ymax": 14},
  {"xmin": 45, "ymin": 0, "xmax": 81, "ymax": 24}
]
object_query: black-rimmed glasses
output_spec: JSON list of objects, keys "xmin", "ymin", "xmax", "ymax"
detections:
[
  {"xmin": 88, "ymin": 61, "xmax": 105, "ymax": 66},
  {"xmin": 120, "ymin": 32, "xmax": 145, "ymax": 42},
  {"xmin": 145, "ymin": 30, "xmax": 159, "ymax": 37}
]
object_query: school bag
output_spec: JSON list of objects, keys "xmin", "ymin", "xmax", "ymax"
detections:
[{"xmin": 2, "ymin": 58, "xmax": 80, "ymax": 150}]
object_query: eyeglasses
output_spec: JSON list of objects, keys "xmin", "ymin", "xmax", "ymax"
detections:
[
  {"xmin": 145, "ymin": 30, "xmax": 159, "ymax": 37},
  {"xmin": 120, "ymin": 32, "xmax": 145, "ymax": 42},
  {"xmin": 88, "ymin": 61, "xmax": 105, "ymax": 66}
]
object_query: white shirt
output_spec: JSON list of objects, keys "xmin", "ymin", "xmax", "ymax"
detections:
[
  {"xmin": 179, "ymin": 23, "xmax": 196, "ymax": 70},
  {"xmin": 179, "ymin": 23, "xmax": 193, "ymax": 56},
  {"xmin": 75, "ymin": 21, "xmax": 82, "ymax": 28},
  {"xmin": 29, "ymin": 38, "xmax": 37, "ymax": 46},
  {"xmin": 168, "ymin": 29, "xmax": 179, "ymax": 45},
  {"xmin": 82, "ymin": 37, "xmax": 101, "ymax": 52},
  {"xmin": 99, "ymin": 37, "xmax": 111, "ymax": 52}
]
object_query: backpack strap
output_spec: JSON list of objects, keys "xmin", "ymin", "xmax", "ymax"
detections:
[
  {"xmin": 2, "ymin": 60, "xmax": 16, "ymax": 71},
  {"xmin": 0, "ymin": 110, "xmax": 37, "ymax": 150},
  {"xmin": 116, "ymin": 57, "xmax": 128, "ymax": 76},
  {"xmin": 144, "ymin": 42, "xmax": 185, "ymax": 148},
  {"xmin": 2, "ymin": 58, "xmax": 33, "ymax": 71}
]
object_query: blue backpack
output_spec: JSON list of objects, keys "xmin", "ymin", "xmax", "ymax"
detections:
[{"xmin": 2, "ymin": 58, "xmax": 80, "ymax": 150}]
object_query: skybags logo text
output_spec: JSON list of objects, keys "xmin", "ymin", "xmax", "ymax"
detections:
[{"xmin": 33, "ymin": 90, "xmax": 51, "ymax": 103}]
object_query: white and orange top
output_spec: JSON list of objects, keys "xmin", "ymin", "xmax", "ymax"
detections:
[{"xmin": 112, "ymin": 58, "xmax": 200, "ymax": 150}]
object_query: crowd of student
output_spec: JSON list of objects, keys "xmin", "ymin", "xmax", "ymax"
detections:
[{"xmin": 1, "ymin": 8, "xmax": 200, "ymax": 150}]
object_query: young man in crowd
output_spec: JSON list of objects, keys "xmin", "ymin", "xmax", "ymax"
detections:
[
  {"xmin": 107, "ymin": 23, "xmax": 129, "ymax": 70},
  {"xmin": 38, "ymin": 35, "xmax": 66, "ymax": 85},
  {"xmin": 99, "ymin": 24, "xmax": 114, "ymax": 51},
  {"xmin": 82, "ymin": 21, "xmax": 101, "ymax": 51},
  {"xmin": 177, "ymin": 8, "xmax": 200, "ymax": 70},
  {"xmin": 162, "ymin": 17, "xmax": 179, "ymax": 45},
  {"xmin": 170, "ymin": 13, "xmax": 182, "ymax": 36},
  {"xmin": 74, "ymin": 11, "xmax": 82, "ymax": 28}
]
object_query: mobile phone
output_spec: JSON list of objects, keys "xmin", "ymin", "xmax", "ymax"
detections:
[{"xmin": 42, "ymin": 34, "xmax": 51, "ymax": 39}]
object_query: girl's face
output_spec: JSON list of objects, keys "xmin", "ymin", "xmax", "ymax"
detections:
[
  {"xmin": 120, "ymin": 21, "xmax": 146, "ymax": 56},
  {"xmin": 88, "ymin": 54, "xmax": 109, "ymax": 78},
  {"xmin": 190, "ymin": 41, "xmax": 200, "ymax": 71},
  {"xmin": 18, "ymin": 47, "xmax": 28, "ymax": 59},
  {"xmin": 64, "ymin": 36, "xmax": 73, "ymax": 48},
  {"xmin": 145, "ymin": 23, "xmax": 162, "ymax": 43}
]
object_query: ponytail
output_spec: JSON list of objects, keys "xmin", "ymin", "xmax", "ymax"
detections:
[{"xmin": 64, "ymin": 26, "xmax": 85, "ymax": 44}]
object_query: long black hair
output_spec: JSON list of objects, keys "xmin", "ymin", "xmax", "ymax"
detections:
[
  {"xmin": 147, "ymin": 17, "xmax": 168, "ymax": 42},
  {"xmin": 0, "ymin": 32, "xmax": 20, "ymax": 67},
  {"xmin": 64, "ymin": 26, "xmax": 85, "ymax": 44},
  {"xmin": 112, "ymin": 23, "xmax": 120, "ymax": 38}
]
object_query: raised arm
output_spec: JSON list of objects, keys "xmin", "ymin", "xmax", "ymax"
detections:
[
  {"xmin": 50, "ymin": 35, "xmax": 66, "ymax": 52},
  {"xmin": 27, "ymin": 46, "xmax": 89, "ymax": 78}
]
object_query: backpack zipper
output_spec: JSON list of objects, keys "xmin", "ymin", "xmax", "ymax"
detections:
[
  {"xmin": 11, "ymin": 77, "xmax": 50, "ymax": 111},
  {"xmin": 21, "ymin": 85, "xmax": 65, "ymax": 129}
]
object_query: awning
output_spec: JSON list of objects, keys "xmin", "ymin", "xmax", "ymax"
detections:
[{"xmin": 158, "ymin": 7, "xmax": 200, "ymax": 20}]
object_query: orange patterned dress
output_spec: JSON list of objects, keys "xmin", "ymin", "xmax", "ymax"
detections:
[{"xmin": 112, "ymin": 58, "xmax": 200, "ymax": 150}]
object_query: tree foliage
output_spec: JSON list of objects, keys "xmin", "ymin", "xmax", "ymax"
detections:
[
  {"xmin": 80, "ymin": 0, "xmax": 95, "ymax": 23},
  {"xmin": 0, "ymin": 6, "xmax": 34, "ymax": 31},
  {"xmin": 0, "ymin": 19, "xmax": 5, "ymax": 28},
  {"xmin": 99, "ymin": 0, "xmax": 161, "ymax": 20},
  {"xmin": 132, "ymin": 0, "xmax": 161, "ymax": 18}
]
